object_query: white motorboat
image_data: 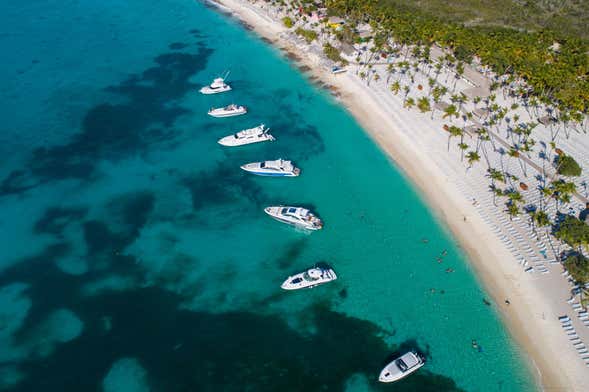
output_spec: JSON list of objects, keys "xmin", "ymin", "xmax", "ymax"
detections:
[
  {"xmin": 281, "ymin": 266, "xmax": 337, "ymax": 290},
  {"xmin": 331, "ymin": 66, "xmax": 347, "ymax": 74},
  {"xmin": 208, "ymin": 104, "xmax": 247, "ymax": 118},
  {"xmin": 240, "ymin": 159, "xmax": 300, "ymax": 177},
  {"xmin": 218, "ymin": 124, "xmax": 275, "ymax": 147},
  {"xmin": 264, "ymin": 206, "xmax": 323, "ymax": 230},
  {"xmin": 378, "ymin": 351, "xmax": 425, "ymax": 383},
  {"xmin": 199, "ymin": 75, "xmax": 231, "ymax": 94}
]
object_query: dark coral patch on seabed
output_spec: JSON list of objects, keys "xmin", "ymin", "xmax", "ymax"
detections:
[{"xmin": 0, "ymin": 45, "xmax": 213, "ymax": 196}]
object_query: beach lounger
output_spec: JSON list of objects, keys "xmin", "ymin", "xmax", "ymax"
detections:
[{"xmin": 559, "ymin": 315, "xmax": 571, "ymax": 321}]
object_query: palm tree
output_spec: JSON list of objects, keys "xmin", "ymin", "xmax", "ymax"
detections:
[
  {"xmin": 506, "ymin": 202, "xmax": 520, "ymax": 220},
  {"xmin": 452, "ymin": 61, "xmax": 465, "ymax": 92},
  {"xmin": 458, "ymin": 142, "xmax": 468, "ymax": 161},
  {"xmin": 487, "ymin": 168, "xmax": 505, "ymax": 206},
  {"xmin": 359, "ymin": 71, "xmax": 367, "ymax": 83},
  {"xmin": 417, "ymin": 96, "xmax": 431, "ymax": 113},
  {"xmin": 385, "ymin": 63, "xmax": 395, "ymax": 84},
  {"xmin": 404, "ymin": 97, "xmax": 415, "ymax": 109},
  {"xmin": 442, "ymin": 104, "xmax": 459, "ymax": 121},
  {"xmin": 446, "ymin": 125, "xmax": 463, "ymax": 152},
  {"xmin": 466, "ymin": 150, "xmax": 480, "ymax": 169},
  {"xmin": 390, "ymin": 80, "xmax": 401, "ymax": 95}
]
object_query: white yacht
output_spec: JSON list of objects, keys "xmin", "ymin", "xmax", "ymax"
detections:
[
  {"xmin": 379, "ymin": 351, "xmax": 425, "ymax": 383},
  {"xmin": 218, "ymin": 124, "xmax": 275, "ymax": 147},
  {"xmin": 240, "ymin": 159, "xmax": 300, "ymax": 177},
  {"xmin": 281, "ymin": 266, "xmax": 337, "ymax": 290},
  {"xmin": 331, "ymin": 66, "xmax": 347, "ymax": 74},
  {"xmin": 208, "ymin": 104, "xmax": 247, "ymax": 118},
  {"xmin": 199, "ymin": 75, "xmax": 231, "ymax": 94},
  {"xmin": 264, "ymin": 206, "xmax": 323, "ymax": 230}
]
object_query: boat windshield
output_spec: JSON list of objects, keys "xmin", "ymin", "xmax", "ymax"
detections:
[
  {"xmin": 396, "ymin": 359, "xmax": 408, "ymax": 372},
  {"xmin": 291, "ymin": 277, "xmax": 303, "ymax": 284},
  {"xmin": 260, "ymin": 162, "xmax": 266, "ymax": 168},
  {"xmin": 288, "ymin": 208, "xmax": 297, "ymax": 213},
  {"xmin": 281, "ymin": 208, "xmax": 288, "ymax": 214},
  {"xmin": 302, "ymin": 272, "xmax": 317, "ymax": 281}
]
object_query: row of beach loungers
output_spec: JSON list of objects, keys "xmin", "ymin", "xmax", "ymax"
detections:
[
  {"xmin": 559, "ymin": 315, "xmax": 589, "ymax": 366},
  {"xmin": 453, "ymin": 177, "xmax": 555, "ymax": 274},
  {"xmin": 567, "ymin": 298, "xmax": 589, "ymax": 328},
  {"xmin": 364, "ymin": 62, "xmax": 582, "ymax": 279}
]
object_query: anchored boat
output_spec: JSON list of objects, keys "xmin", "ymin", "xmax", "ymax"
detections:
[
  {"xmin": 281, "ymin": 265, "xmax": 337, "ymax": 290},
  {"xmin": 379, "ymin": 351, "xmax": 425, "ymax": 383},
  {"xmin": 200, "ymin": 73, "xmax": 231, "ymax": 94},
  {"xmin": 218, "ymin": 124, "xmax": 275, "ymax": 147},
  {"xmin": 208, "ymin": 104, "xmax": 247, "ymax": 118},
  {"xmin": 240, "ymin": 159, "xmax": 300, "ymax": 177},
  {"xmin": 264, "ymin": 206, "xmax": 323, "ymax": 230}
]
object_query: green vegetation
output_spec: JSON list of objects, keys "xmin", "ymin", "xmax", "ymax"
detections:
[
  {"xmin": 323, "ymin": 43, "xmax": 347, "ymax": 65},
  {"xmin": 555, "ymin": 215, "xmax": 589, "ymax": 251},
  {"xmin": 295, "ymin": 28, "xmax": 318, "ymax": 43},
  {"xmin": 282, "ymin": 16, "xmax": 294, "ymax": 28},
  {"xmin": 564, "ymin": 253, "xmax": 589, "ymax": 284},
  {"xmin": 326, "ymin": 0, "xmax": 589, "ymax": 112},
  {"xmin": 380, "ymin": 0, "xmax": 589, "ymax": 41},
  {"xmin": 556, "ymin": 154, "xmax": 582, "ymax": 177}
]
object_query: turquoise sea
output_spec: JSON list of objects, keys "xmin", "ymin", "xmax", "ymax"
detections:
[{"xmin": 0, "ymin": 0, "xmax": 536, "ymax": 391}]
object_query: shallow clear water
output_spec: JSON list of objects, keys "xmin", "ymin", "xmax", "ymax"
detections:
[{"xmin": 0, "ymin": 0, "xmax": 536, "ymax": 391}]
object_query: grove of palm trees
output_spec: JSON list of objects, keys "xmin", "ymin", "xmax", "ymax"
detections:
[{"xmin": 263, "ymin": 0, "xmax": 589, "ymax": 282}]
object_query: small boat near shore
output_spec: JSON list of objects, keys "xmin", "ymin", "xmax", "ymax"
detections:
[
  {"xmin": 208, "ymin": 104, "xmax": 247, "ymax": 117},
  {"xmin": 200, "ymin": 74, "xmax": 231, "ymax": 94},
  {"xmin": 378, "ymin": 351, "xmax": 425, "ymax": 383},
  {"xmin": 331, "ymin": 66, "xmax": 347, "ymax": 74},
  {"xmin": 281, "ymin": 265, "xmax": 337, "ymax": 290},
  {"xmin": 240, "ymin": 159, "xmax": 300, "ymax": 177},
  {"xmin": 264, "ymin": 206, "xmax": 323, "ymax": 230},
  {"xmin": 218, "ymin": 124, "xmax": 275, "ymax": 147}
]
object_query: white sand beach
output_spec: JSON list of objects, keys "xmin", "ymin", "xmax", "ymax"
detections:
[{"xmin": 209, "ymin": 0, "xmax": 589, "ymax": 389}]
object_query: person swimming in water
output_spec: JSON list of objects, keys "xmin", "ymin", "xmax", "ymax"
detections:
[{"xmin": 472, "ymin": 339, "xmax": 483, "ymax": 352}]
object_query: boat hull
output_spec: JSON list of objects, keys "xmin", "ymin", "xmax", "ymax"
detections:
[
  {"xmin": 218, "ymin": 136, "xmax": 274, "ymax": 147},
  {"xmin": 208, "ymin": 111, "xmax": 246, "ymax": 118},
  {"xmin": 200, "ymin": 86, "xmax": 232, "ymax": 95},
  {"xmin": 281, "ymin": 269, "xmax": 337, "ymax": 290},
  {"xmin": 264, "ymin": 208, "xmax": 322, "ymax": 231},
  {"xmin": 240, "ymin": 168, "xmax": 298, "ymax": 177},
  {"xmin": 378, "ymin": 352, "xmax": 425, "ymax": 383}
]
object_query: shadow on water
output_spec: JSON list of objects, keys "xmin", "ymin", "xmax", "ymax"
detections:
[
  {"xmin": 269, "ymin": 237, "xmax": 308, "ymax": 270},
  {"xmin": 33, "ymin": 206, "xmax": 88, "ymax": 236},
  {"xmin": 7, "ymin": 283, "xmax": 464, "ymax": 392},
  {"xmin": 0, "ymin": 43, "xmax": 214, "ymax": 196},
  {"xmin": 1, "ymin": 198, "xmax": 463, "ymax": 392},
  {"xmin": 181, "ymin": 161, "xmax": 267, "ymax": 213}
]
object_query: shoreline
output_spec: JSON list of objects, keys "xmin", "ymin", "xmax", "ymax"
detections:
[{"xmin": 208, "ymin": 0, "xmax": 588, "ymax": 389}]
